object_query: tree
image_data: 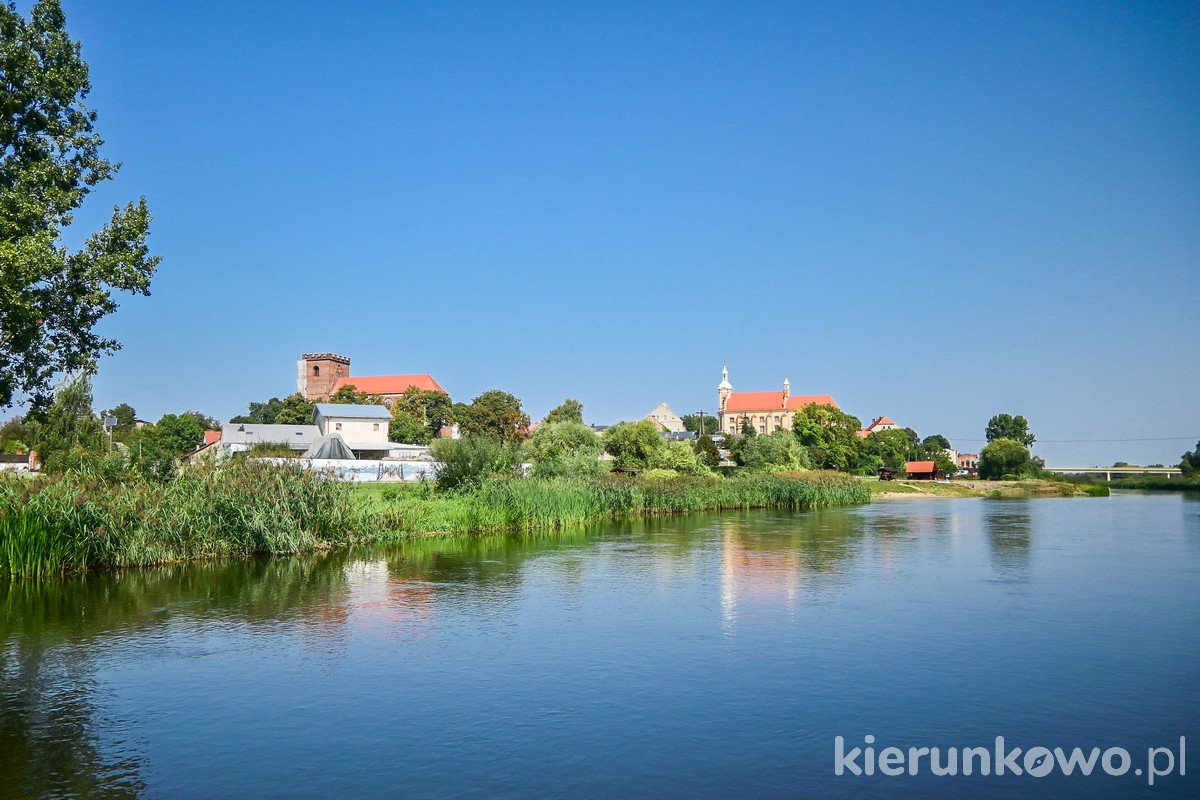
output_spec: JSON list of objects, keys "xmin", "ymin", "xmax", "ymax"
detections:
[
  {"xmin": 153, "ymin": 413, "xmax": 204, "ymax": 457},
  {"xmin": 328, "ymin": 384, "xmax": 385, "ymax": 406},
  {"xmin": 1, "ymin": 1, "xmax": 160, "ymax": 409},
  {"xmin": 740, "ymin": 418, "xmax": 757, "ymax": 437},
  {"xmin": 230, "ymin": 396, "xmax": 285, "ymax": 425},
  {"xmin": 272, "ymin": 393, "xmax": 315, "ymax": 425},
  {"xmin": 921, "ymin": 434, "xmax": 951, "ymax": 451},
  {"xmin": 985, "ymin": 413, "xmax": 1035, "ymax": 448},
  {"xmin": 101, "ymin": 402, "xmax": 137, "ymax": 434},
  {"xmin": 388, "ymin": 410, "xmax": 429, "ymax": 445},
  {"xmin": 601, "ymin": 420, "xmax": 665, "ymax": 469},
  {"xmin": 392, "ymin": 386, "xmax": 453, "ymax": 441},
  {"xmin": 738, "ymin": 429, "xmax": 811, "ymax": 472},
  {"xmin": 27, "ymin": 373, "xmax": 103, "ymax": 472},
  {"xmin": 542, "ymin": 398, "xmax": 584, "ymax": 425},
  {"xmin": 791, "ymin": 403, "xmax": 865, "ymax": 472},
  {"xmin": 695, "ymin": 434, "xmax": 720, "ymax": 469},
  {"xmin": 649, "ymin": 440, "xmax": 709, "ymax": 475},
  {"xmin": 528, "ymin": 420, "xmax": 605, "ymax": 478},
  {"xmin": 1180, "ymin": 442, "xmax": 1200, "ymax": 478},
  {"xmin": 682, "ymin": 414, "xmax": 718, "ymax": 436},
  {"xmin": 978, "ymin": 438, "xmax": 1031, "ymax": 479},
  {"xmin": 461, "ymin": 390, "xmax": 530, "ymax": 443},
  {"xmin": 431, "ymin": 436, "xmax": 522, "ymax": 491},
  {"xmin": 862, "ymin": 428, "xmax": 911, "ymax": 471},
  {"xmin": 0, "ymin": 414, "xmax": 31, "ymax": 453}
]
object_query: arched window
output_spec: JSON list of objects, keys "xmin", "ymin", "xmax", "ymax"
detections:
[{"xmin": 313, "ymin": 365, "xmax": 320, "ymax": 376}]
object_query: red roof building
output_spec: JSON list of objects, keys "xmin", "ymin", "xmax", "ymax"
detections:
[
  {"xmin": 716, "ymin": 365, "xmax": 839, "ymax": 435},
  {"xmin": 856, "ymin": 416, "xmax": 899, "ymax": 438},
  {"xmin": 905, "ymin": 460, "xmax": 937, "ymax": 480},
  {"xmin": 297, "ymin": 353, "xmax": 446, "ymax": 402},
  {"xmin": 332, "ymin": 374, "xmax": 446, "ymax": 398}
]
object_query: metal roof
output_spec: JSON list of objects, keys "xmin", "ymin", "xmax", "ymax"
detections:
[
  {"xmin": 220, "ymin": 424, "xmax": 320, "ymax": 446},
  {"xmin": 312, "ymin": 403, "xmax": 393, "ymax": 420}
]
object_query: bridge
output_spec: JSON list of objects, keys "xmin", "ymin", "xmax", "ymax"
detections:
[{"xmin": 1043, "ymin": 466, "xmax": 1183, "ymax": 481}]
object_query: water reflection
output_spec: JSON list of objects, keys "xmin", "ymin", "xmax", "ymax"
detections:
[{"xmin": 983, "ymin": 501, "xmax": 1033, "ymax": 581}]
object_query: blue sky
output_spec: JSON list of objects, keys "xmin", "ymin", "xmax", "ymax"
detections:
[{"xmin": 17, "ymin": 0, "xmax": 1200, "ymax": 465}]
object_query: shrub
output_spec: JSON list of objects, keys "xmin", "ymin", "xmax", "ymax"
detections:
[{"xmin": 431, "ymin": 436, "xmax": 522, "ymax": 491}]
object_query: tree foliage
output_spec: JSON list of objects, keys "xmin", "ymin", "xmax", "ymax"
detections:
[
  {"xmin": 528, "ymin": 420, "xmax": 605, "ymax": 478},
  {"xmin": 1180, "ymin": 442, "xmax": 1200, "ymax": 478},
  {"xmin": 861, "ymin": 428, "xmax": 911, "ymax": 471},
  {"xmin": 388, "ymin": 409, "xmax": 429, "ymax": 445},
  {"xmin": 272, "ymin": 393, "xmax": 315, "ymax": 426},
  {"xmin": 601, "ymin": 420, "xmax": 664, "ymax": 469},
  {"xmin": 736, "ymin": 429, "xmax": 811, "ymax": 472},
  {"xmin": 101, "ymin": 402, "xmax": 137, "ymax": 433},
  {"xmin": 792, "ymin": 403, "xmax": 864, "ymax": 472},
  {"xmin": 649, "ymin": 440, "xmax": 710, "ymax": 475},
  {"xmin": 0, "ymin": 1, "xmax": 159, "ymax": 408},
  {"xmin": 27, "ymin": 373, "xmax": 102, "ymax": 472},
  {"xmin": 985, "ymin": 413, "xmax": 1035, "ymax": 448},
  {"xmin": 230, "ymin": 396, "xmax": 285, "ymax": 425},
  {"xmin": 461, "ymin": 390, "xmax": 530, "ymax": 443},
  {"xmin": 542, "ymin": 398, "xmax": 584, "ymax": 425},
  {"xmin": 392, "ymin": 386, "xmax": 453, "ymax": 442},
  {"xmin": 327, "ymin": 384, "xmax": 385, "ymax": 406},
  {"xmin": 153, "ymin": 413, "xmax": 204, "ymax": 457},
  {"xmin": 431, "ymin": 436, "xmax": 522, "ymax": 490},
  {"xmin": 695, "ymin": 434, "xmax": 720, "ymax": 468},
  {"xmin": 681, "ymin": 414, "xmax": 718, "ymax": 436},
  {"xmin": 978, "ymin": 438, "xmax": 1031, "ymax": 479}
]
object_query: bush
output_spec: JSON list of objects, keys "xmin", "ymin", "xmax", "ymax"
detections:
[
  {"xmin": 431, "ymin": 436, "xmax": 522, "ymax": 491},
  {"xmin": 978, "ymin": 438, "xmax": 1031, "ymax": 479}
]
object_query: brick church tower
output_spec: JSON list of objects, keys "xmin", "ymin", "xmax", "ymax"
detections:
[{"xmin": 297, "ymin": 353, "xmax": 350, "ymax": 400}]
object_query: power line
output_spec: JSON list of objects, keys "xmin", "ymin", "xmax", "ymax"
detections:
[{"xmin": 947, "ymin": 436, "xmax": 1199, "ymax": 443}]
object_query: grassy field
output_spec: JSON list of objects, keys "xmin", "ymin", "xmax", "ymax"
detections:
[
  {"xmin": 0, "ymin": 466, "xmax": 870, "ymax": 577},
  {"xmin": 862, "ymin": 477, "xmax": 1108, "ymax": 498}
]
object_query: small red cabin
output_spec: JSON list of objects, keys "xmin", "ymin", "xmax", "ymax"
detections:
[{"xmin": 905, "ymin": 461, "xmax": 937, "ymax": 480}]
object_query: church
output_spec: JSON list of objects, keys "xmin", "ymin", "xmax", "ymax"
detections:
[{"xmin": 716, "ymin": 365, "xmax": 839, "ymax": 435}]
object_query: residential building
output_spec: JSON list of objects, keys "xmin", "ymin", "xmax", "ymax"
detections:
[
  {"xmin": 213, "ymin": 423, "xmax": 321, "ymax": 457},
  {"xmin": 856, "ymin": 416, "xmax": 898, "ymax": 438},
  {"xmin": 644, "ymin": 402, "xmax": 686, "ymax": 433},
  {"xmin": 312, "ymin": 403, "xmax": 395, "ymax": 459},
  {"xmin": 957, "ymin": 452, "xmax": 979, "ymax": 476},
  {"xmin": 716, "ymin": 365, "xmax": 838, "ymax": 435}
]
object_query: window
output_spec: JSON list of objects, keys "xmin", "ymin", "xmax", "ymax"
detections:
[
  {"xmin": 335, "ymin": 422, "xmax": 342, "ymax": 431},
  {"xmin": 373, "ymin": 423, "xmax": 380, "ymax": 431},
  {"xmin": 774, "ymin": 416, "xmax": 780, "ymax": 424},
  {"xmin": 759, "ymin": 416, "xmax": 765, "ymax": 424},
  {"xmin": 759, "ymin": 425, "xmax": 765, "ymax": 433},
  {"xmin": 313, "ymin": 365, "xmax": 320, "ymax": 376}
]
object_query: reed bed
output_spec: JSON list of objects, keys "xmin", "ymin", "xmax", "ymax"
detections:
[{"xmin": 0, "ymin": 466, "xmax": 869, "ymax": 576}]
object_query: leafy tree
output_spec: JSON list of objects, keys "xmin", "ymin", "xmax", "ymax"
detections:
[
  {"xmin": 1180, "ymin": 442, "xmax": 1200, "ymax": 478},
  {"xmin": 392, "ymin": 386, "xmax": 453, "ymax": 441},
  {"xmin": 791, "ymin": 403, "xmax": 865, "ymax": 472},
  {"xmin": 542, "ymin": 398, "xmax": 584, "ymax": 425},
  {"xmin": 695, "ymin": 434, "xmax": 720, "ymax": 468},
  {"xmin": 461, "ymin": 390, "xmax": 530, "ymax": 443},
  {"xmin": 272, "ymin": 393, "xmax": 315, "ymax": 425},
  {"xmin": 328, "ymin": 384, "xmax": 385, "ymax": 406},
  {"xmin": 601, "ymin": 420, "xmax": 665, "ymax": 469},
  {"xmin": 154, "ymin": 413, "xmax": 204, "ymax": 457},
  {"xmin": 27, "ymin": 373, "xmax": 103, "ymax": 472},
  {"xmin": 431, "ymin": 436, "xmax": 522, "ymax": 491},
  {"xmin": 388, "ymin": 409, "xmax": 430, "ymax": 445},
  {"xmin": 230, "ymin": 396, "xmax": 285, "ymax": 425},
  {"xmin": 0, "ymin": 1, "xmax": 160, "ymax": 409},
  {"xmin": 985, "ymin": 413, "xmax": 1035, "ymax": 448},
  {"xmin": 681, "ymin": 414, "xmax": 718, "ymax": 436},
  {"xmin": 740, "ymin": 418, "xmax": 757, "ymax": 437},
  {"xmin": 738, "ymin": 429, "xmax": 812, "ymax": 472},
  {"xmin": 100, "ymin": 402, "xmax": 137, "ymax": 434},
  {"xmin": 862, "ymin": 428, "xmax": 911, "ymax": 471},
  {"xmin": 932, "ymin": 451, "xmax": 958, "ymax": 477},
  {"xmin": 649, "ymin": 440, "xmax": 709, "ymax": 475},
  {"xmin": 0, "ymin": 415, "xmax": 31, "ymax": 453},
  {"xmin": 451, "ymin": 402, "xmax": 472, "ymax": 431},
  {"xmin": 921, "ymin": 434, "xmax": 951, "ymax": 451},
  {"xmin": 978, "ymin": 438, "xmax": 1031, "ymax": 479},
  {"xmin": 182, "ymin": 410, "xmax": 219, "ymax": 431},
  {"xmin": 528, "ymin": 420, "xmax": 605, "ymax": 478}
]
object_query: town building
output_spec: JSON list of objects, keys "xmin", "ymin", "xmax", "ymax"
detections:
[
  {"xmin": 203, "ymin": 423, "xmax": 321, "ymax": 459},
  {"xmin": 957, "ymin": 452, "xmax": 979, "ymax": 476},
  {"xmin": 644, "ymin": 403, "xmax": 686, "ymax": 433},
  {"xmin": 312, "ymin": 403, "xmax": 396, "ymax": 459},
  {"xmin": 905, "ymin": 461, "xmax": 937, "ymax": 480},
  {"xmin": 297, "ymin": 353, "xmax": 445, "ymax": 404},
  {"xmin": 856, "ymin": 416, "xmax": 898, "ymax": 438},
  {"xmin": 716, "ymin": 365, "xmax": 838, "ymax": 435}
]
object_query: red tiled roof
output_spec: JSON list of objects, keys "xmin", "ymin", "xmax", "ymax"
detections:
[
  {"xmin": 725, "ymin": 392, "xmax": 839, "ymax": 413},
  {"xmin": 875, "ymin": 416, "xmax": 895, "ymax": 426},
  {"xmin": 906, "ymin": 461, "xmax": 936, "ymax": 473},
  {"xmin": 333, "ymin": 375, "xmax": 445, "ymax": 395},
  {"xmin": 203, "ymin": 430, "xmax": 222, "ymax": 445},
  {"xmin": 855, "ymin": 429, "xmax": 870, "ymax": 438}
]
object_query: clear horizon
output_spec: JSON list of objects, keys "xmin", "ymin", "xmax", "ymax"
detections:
[{"xmin": 4, "ymin": 0, "xmax": 1197, "ymax": 467}]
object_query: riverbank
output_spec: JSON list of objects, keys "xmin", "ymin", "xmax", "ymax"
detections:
[
  {"xmin": 0, "ymin": 464, "xmax": 870, "ymax": 577},
  {"xmin": 862, "ymin": 477, "xmax": 1109, "ymax": 498}
]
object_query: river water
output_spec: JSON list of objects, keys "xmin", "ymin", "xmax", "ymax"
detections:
[{"xmin": 2, "ymin": 492, "xmax": 1197, "ymax": 798}]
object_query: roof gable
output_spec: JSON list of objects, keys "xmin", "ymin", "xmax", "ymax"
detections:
[
  {"xmin": 333, "ymin": 374, "xmax": 445, "ymax": 395},
  {"xmin": 906, "ymin": 461, "xmax": 936, "ymax": 472}
]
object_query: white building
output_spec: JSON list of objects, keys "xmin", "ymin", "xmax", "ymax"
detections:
[
  {"xmin": 644, "ymin": 402, "xmax": 687, "ymax": 433},
  {"xmin": 312, "ymin": 403, "xmax": 408, "ymax": 460}
]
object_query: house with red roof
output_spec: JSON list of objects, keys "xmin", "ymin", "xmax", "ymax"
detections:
[
  {"xmin": 905, "ymin": 461, "xmax": 938, "ymax": 480},
  {"xmin": 297, "ymin": 353, "xmax": 445, "ymax": 404},
  {"xmin": 856, "ymin": 416, "xmax": 898, "ymax": 438},
  {"xmin": 716, "ymin": 364, "xmax": 839, "ymax": 435}
]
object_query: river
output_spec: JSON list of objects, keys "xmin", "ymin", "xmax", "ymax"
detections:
[{"xmin": 2, "ymin": 492, "xmax": 1197, "ymax": 798}]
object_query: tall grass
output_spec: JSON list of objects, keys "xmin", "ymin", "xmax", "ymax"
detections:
[{"xmin": 368, "ymin": 471, "xmax": 870, "ymax": 536}]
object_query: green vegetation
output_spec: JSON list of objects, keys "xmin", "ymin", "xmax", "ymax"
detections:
[
  {"xmin": 864, "ymin": 477, "xmax": 1107, "ymax": 498},
  {"xmin": 0, "ymin": 0, "xmax": 160, "ymax": 409},
  {"xmin": 527, "ymin": 421, "xmax": 607, "ymax": 478},
  {"xmin": 985, "ymin": 413, "xmax": 1036, "ymax": 448},
  {"xmin": 978, "ymin": 438, "xmax": 1033, "ymax": 479},
  {"xmin": 460, "ymin": 390, "xmax": 530, "ymax": 443},
  {"xmin": 0, "ymin": 463, "xmax": 870, "ymax": 578},
  {"xmin": 542, "ymin": 398, "xmax": 584, "ymax": 425}
]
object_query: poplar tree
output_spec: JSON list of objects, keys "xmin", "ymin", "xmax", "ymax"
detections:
[{"xmin": 1, "ymin": 0, "xmax": 159, "ymax": 408}]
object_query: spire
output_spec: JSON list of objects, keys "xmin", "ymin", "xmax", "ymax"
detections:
[
  {"xmin": 783, "ymin": 377, "xmax": 790, "ymax": 406},
  {"xmin": 718, "ymin": 362, "xmax": 732, "ymax": 391}
]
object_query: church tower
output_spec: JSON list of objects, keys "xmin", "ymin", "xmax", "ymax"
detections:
[
  {"xmin": 297, "ymin": 352, "xmax": 351, "ymax": 400},
  {"xmin": 718, "ymin": 363, "xmax": 733, "ymax": 414}
]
